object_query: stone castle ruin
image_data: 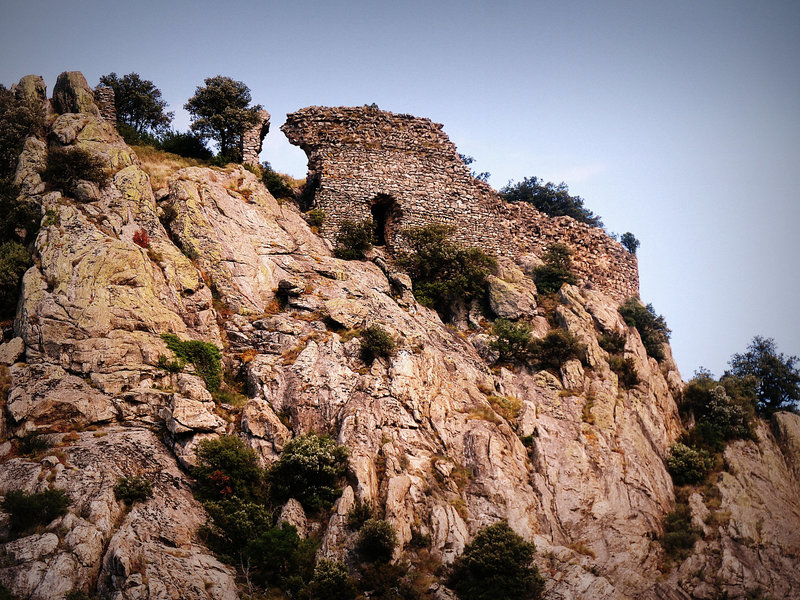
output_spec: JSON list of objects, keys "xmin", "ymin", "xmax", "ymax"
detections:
[{"xmin": 282, "ymin": 105, "xmax": 639, "ymax": 301}]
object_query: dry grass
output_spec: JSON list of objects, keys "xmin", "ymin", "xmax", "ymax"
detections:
[
  {"xmin": 487, "ymin": 394, "xmax": 522, "ymax": 423},
  {"xmin": 467, "ymin": 405, "xmax": 501, "ymax": 424},
  {"xmin": 131, "ymin": 145, "xmax": 210, "ymax": 191},
  {"xmin": 569, "ymin": 541, "xmax": 597, "ymax": 558}
]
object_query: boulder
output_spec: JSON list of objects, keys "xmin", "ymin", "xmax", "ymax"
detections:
[
  {"xmin": 0, "ymin": 337, "xmax": 24, "ymax": 365},
  {"xmin": 487, "ymin": 275, "xmax": 536, "ymax": 320},
  {"xmin": 51, "ymin": 71, "xmax": 99, "ymax": 116}
]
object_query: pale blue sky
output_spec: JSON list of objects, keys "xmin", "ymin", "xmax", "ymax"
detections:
[{"xmin": 2, "ymin": 0, "xmax": 798, "ymax": 378}]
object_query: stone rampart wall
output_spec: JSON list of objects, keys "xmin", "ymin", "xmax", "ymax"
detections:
[
  {"xmin": 241, "ymin": 110, "xmax": 270, "ymax": 166},
  {"xmin": 283, "ymin": 106, "xmax": 639, "ymax": 302},
  {"xmin": 94, "ymin": 86, "xmax": 117, "ymax": 124}
]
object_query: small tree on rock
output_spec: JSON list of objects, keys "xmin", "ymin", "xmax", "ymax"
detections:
[
  {"xmin": 449, "ymin": 521, "xmax": 544, "ymax": 600},
  {"xmin": 98, "ymin": 72, "xmax": 173, "ymax": 139},
  {"xmin": 620, "ymin": 232, "xmax": 640, "ymax": 255},
  {"xmin": 184, "ymin": 76, "xmax": 262, "ymax": 163},
  {"xmin": 727, "ymin": 336, "xmax": 800, "ymax": 415}
]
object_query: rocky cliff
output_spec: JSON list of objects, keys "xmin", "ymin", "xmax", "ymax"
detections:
[{"xmin": 1, "ymin": 72, "xmax": 799, "ymax": 600}]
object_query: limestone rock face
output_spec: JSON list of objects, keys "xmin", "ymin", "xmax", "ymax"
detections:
[{"xmin": 0, "ymin": 429, "xmax": 237, "ymax": 600}]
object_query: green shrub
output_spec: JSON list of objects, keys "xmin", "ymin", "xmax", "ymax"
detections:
[
  {"xmin": 158, "ymin": 130, "xmax": 212, "ymax": 159},
  {"xmin": 489, "ymin": 319, "xmax": 532, "ymax": 364},
  {"xmin": 448, "ymin": 520, "xmax": 545, "ymax": 600},
  {"xmin": 17, "ymin": 431, "xmax": 50, "ymax": 456},
  {"xmin": 114, "ymin": 476, "xmax": 153, "ymax": 504},
  {"xmin": 680, "ymin": 371, "xmax": 755, "ymax": 452},
  {"xmin": 532, "ymin": 243, "xmax": 578, "ymax": 294},
  {"xmin": 500, "ymin": 176, "xmax": 602, "ymax": 227},
  {"xmin": 308, "ymin": 559, "xmax": 357, "ymax": 600},
  {"xmin": 192, "ymin": 436, "xmax": 264, "ymax": 501},
  {"xmin": 42, "ymin": 147, "xmax": 109, "ymax": 195},
  {"xmin": 608, "ymin": 355, "xmax": 639, "ymax": 389},
  {"xmin": 347, "ymin": 499, "xmax": 375, "ymax": 530},
  {"xmin": 307, "ymin": 208, "xmax": 326, "ymax": 227},
  {"xmin": 268, "ymin": 433, "xmax": 349, "ymax": 512},
  {"xmin": 1, "ymin": 488, "xmax": 71, "ymax": 536},
  {"xmin": 160, "ymin": 333, "xmax": 222, "ymax": 391},
  {"xmin": 0, "ymin": 84, "xmax": 45, "ymax": 179},
  {"xmin": 397, "ymin": 223, "xmax": 496, "ymax": 318},
  {"xmin": 262, "ymin": 161, "xmax": 295, "ymax": 200},
  {"xmin": 529, "ymin": 329, "xmax": 586, "ymax": 372},
  {"xmin": 203, "ymin": 495, "xmax": 272, "ymax": 549},
  {"xmin": 355, "ymin": 518, "xmax": 398, "ymax": 563},
  {"xmin": 0, "ymin": 241, "xmax": 33, "ymax": 319},
  {"xmin": 0, "ymin": 182, "xmax": 40, "ymax": 245},
  {"xmin": 620, "ymin": 232, "xmax": 640, "ymax": 254},
  {"xmin": 598, "ymin": 331, "xmax": 626, "ymax": 354},
  {"xmin": 245, "ymin": 523, "xmax": 318, "ymax": 589},
  {"xmin": 334, "ymin": 219, "xmax": 374, "ymax": 260},
  {"xmin": 728, "ymin": 335, "xmax": 800, "ymax": 415},
  {"xmin": 360, "ymin": 325, "xmax": 395, "ymax": 364},
  {"xmin": 618, "ymin": 298, "xmax": 670, "ymax": 362},
  {"xmin": 666, "ymin": 443, "xmax": 713, "ymax": 486},
  {"xmin": 660, "ymin": 502, "xmax": 700, "ymax": 563}
]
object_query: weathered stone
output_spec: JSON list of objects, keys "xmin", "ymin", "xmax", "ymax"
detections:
[
  {"xmin": 0, "ymin": 337, "xmax": 24, "ymax": 365},
  {"xmin": 13, "ymin": 75, "xmax": 47, "ymax": 105},
  {"xmin": 51, "ymin": 71, "xmax": 99, "ymax": 116},
  {"xmin": 12, "ymin": 136, "xmax": 47, "ymax": 196},
  {"xmin": 486, "ymin": 275, "xmax": 537, "ymax": 319},
  {"xmin": 278, "ymin": 498, "xmax": 308, "ymax": 538},
  {"xmin": 282, "ymin": 106, "xmax": 638, "ymax": 301},
  {"xmin": 241, "ymin": 109, "xmax": 270, "ymax": 166}
]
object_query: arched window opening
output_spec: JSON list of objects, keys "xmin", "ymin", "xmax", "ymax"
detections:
[{"xmin": 370, "ymin": 194, "xmax": 397, "ymax": 246}]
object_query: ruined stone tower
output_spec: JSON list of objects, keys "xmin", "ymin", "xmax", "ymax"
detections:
[{"xmin": 282, "ymin": 105, "xmax": 639, "ymax": 301}]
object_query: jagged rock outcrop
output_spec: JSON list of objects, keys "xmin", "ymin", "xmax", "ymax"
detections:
[{"xmin": 1, "ymin": 71, "xmax": 799, "ymax": 600}]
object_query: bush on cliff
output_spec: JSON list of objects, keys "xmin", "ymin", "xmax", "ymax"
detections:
[
  {"xmin": 0, "ymin": 84, "xmax": 45, "ymax": 180},
  {"xmin": 529, "ymin": 328, "xmax": 586, "ymax": 372},
  {"xmin": 334, "ymin": 219, "xmax": 374, "ymax": 260},
  {"xmin": 665, "ymin": 442, "xmax": 713, "ymax": 486},
  {"xmin": 355, "ymin": 518, "xmax": 398, "ymax": 563},
  {"xmin": 728, "ymin": 335, "xmax": 800, "ymax": 415},
  {"xmin": 398, "ymin": 223, "xmax": 497, "ymax": 318},
  {"xmin": 193, "ymin": 435, "xmax": 264, "ymax": 502},
  {"xmin": 308, "ymin": 559, "xmax": 357, "ymax": 600},
  {"xmin": 500, "ymin": 176, "xmax": 602, "ymax": 228},
  {"xmin": 2, "ymin": 488, "xmax": 71, "ymax": 537},
  {"xmin": 360, "ymin": 324, "xmax": 396, "ymax": 364},
  {"xmin": 448, "ymin": 520, "xmax": 544, "ymax": 600},
  {"xmin": 490, "ymin": 319, "xmax": 533, "ymax": 364},
  {"xmin": 0, "ymin": 241, "xmax": 33, "ymax": 320},
  {"xmin": 160, "ymin": 333, "xmax": 222, "ymax": 391},
  {"xmin": 267, "ymin": 433, "xmax": 349, "ymax": 512},
  {"xmin": 532, "ymin": 243, "xmax": 578, "ymax": 294},
  {"xmin": 618, "ymin": 298, "xmax": 670, "ymax": 362},
  {"xmin": 262, "ymin": 161, "xmax": 295, "ymax": 200},
  {"xmin": 1, "ymin": 182, "xmax": 40, "ymax": 245},
  {"xmin": 43, "ymin": 146, "xmax": 109, "ymax": 196}
]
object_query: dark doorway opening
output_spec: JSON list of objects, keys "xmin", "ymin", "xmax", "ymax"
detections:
[{"xmin": 370, "ymin": 195, "xmax": 396, "ymax": 246}]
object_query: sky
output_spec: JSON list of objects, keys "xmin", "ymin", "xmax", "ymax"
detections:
[{"xmin": 1, "ymin": 0, "xmax": 798, "ymax": 379}]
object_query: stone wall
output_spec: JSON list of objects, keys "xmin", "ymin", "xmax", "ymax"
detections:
[
  {"xmin": 282, "ymin": 106, "xmax": 638, "ymax": 301},
  {"xmin": 94, "ymin": 86, "xmax": 117, "ymax": 123},
  {"xmin": 241, "ymin": 110, "xmax": 270, "ymax": 166}
]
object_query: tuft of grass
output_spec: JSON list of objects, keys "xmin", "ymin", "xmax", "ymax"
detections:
[{"xmin": 487, "ymin": 394, "xmax": 521, "ymax": 423}]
